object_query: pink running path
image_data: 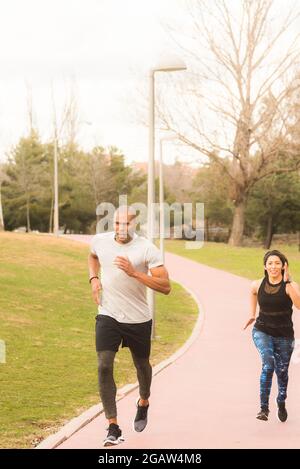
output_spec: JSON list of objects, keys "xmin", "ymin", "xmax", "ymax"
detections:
[{"xmin": 56, "ymin": 235, "xmax": 300, "ymax": 449}]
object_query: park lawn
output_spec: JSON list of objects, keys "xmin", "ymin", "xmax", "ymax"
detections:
[
  {"xmin": 164, "ymin": 240, "xmax": 300, "ymax": 283},
  {"xmin": 0, "ymin": 232, "xmax": 198, "ymax": 449}
]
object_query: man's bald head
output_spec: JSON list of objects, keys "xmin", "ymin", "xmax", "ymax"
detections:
[{"xmin": 113, "ymin": 205, "xmax": 137, "ymax": 243}]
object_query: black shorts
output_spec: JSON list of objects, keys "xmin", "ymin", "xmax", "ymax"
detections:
[{"xmin": 95, "ymin": 314, "xmax": 152, "ymax": 358}]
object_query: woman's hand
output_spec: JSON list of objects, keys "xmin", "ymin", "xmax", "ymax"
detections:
[
  {"xmin": 283, "ymin": 262, "xmax": 292, "ymax": 282},
  {"xmin": 243, "ymin": 317, "xmax": 255, "ymax": 330}
]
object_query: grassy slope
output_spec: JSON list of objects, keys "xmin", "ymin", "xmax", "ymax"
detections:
[
  {"xmin": 0, "ymin": 233, "xmax": 198, "ymax": 448},
  {"xmin": 164, "ymin": 240, "xmax": 300, "ymax": 282}
]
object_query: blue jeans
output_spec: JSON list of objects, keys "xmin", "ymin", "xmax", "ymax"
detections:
[{"xmin": 252, "ymin": 328, "xmax": 294, "ymax": 408}]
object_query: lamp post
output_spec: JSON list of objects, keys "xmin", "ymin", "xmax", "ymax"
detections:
[
  {"xmin": 159, "ymin": 135, "xmax": 178, "ymax": 263},
  {"xmin": 147, "ymin": 59, "xmax": 187, "ymax": 339}
]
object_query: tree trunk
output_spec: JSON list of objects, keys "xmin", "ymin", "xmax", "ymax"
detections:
[
  {"xmin": 0, "ymin": 183, "xmax": 4, "ymax": 231},
  {"xmin": 49, "ymin": 195, "xmax": 54, "ymax": 233},
  {"xmin": 26, "ymin": 196, "xmax": 31, "ymax": 232},
  {"xmin": 228, "ymin": 199, "xmax": 246, "ymax": 246},
  {"xmin": 264, "ymin": 214, "xmax": 273, "ymax": 249}
]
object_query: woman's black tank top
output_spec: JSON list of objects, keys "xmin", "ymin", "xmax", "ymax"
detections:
[{"xmin": 254, "ymin": 277, "xmax": 294, "ymax": 338}]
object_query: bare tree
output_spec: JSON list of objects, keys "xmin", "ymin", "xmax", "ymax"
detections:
[
  {"xmin": 49, "ymin": 79, "xmax": 81, "ymax": 232},
  {"xmin": 157, "ymin": 0, "xmax": 300, "ymax": 245},
  {"xmin": 88, "ymin": 146, "xmax": 114, "ymax": 207},
  {"xmin": 26, "ymin": 82, "xmax": 34, "ymax": 134},
  {"xmin": 61, "ymin": 80, "xmax": 81, "ymax": 150}
]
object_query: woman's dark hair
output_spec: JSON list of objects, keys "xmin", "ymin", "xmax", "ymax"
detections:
[{"xmin": 263, "ymin": 250, "xmax": 288, "ymax": 278}]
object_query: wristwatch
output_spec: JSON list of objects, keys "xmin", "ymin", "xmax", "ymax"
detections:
[{"xmin": 284, "ymin": 279, "xmax": 292, "ymax": 284}]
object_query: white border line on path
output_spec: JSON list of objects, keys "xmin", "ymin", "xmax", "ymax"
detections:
[{"xmin": 36, "ymin": 268, "xmax": 205, "ymax": 449}]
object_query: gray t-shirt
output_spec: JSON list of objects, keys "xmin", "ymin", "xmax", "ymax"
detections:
[{"xmin": 90, "ymin": 231, "xmax": 163, "ymax": 323}]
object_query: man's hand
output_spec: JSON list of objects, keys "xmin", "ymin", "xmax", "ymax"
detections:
[
  {"xmin": 113, "ymin": 256, "xmax": 135, "ymax": 277},
  {"xmin": 91, "ymin": 277, "xmax": 102, "ymax": 305}
]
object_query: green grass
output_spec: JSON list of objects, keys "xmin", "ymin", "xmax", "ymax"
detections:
[
  {"xmin": 164, "ymin": 239, "xmax": 300, "ymax": 282},
  {"xmin": 0, "ymin": 232, "xmax": 198, "ymax": 449}
]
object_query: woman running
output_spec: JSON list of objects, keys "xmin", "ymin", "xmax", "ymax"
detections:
[{"xmin": 244, "ymin": 250, "xmax": 300, "ymax": 422}]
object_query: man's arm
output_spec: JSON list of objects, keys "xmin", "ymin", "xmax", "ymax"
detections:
[
  {"xmin": 133, "ymin": 265, "xmax": 171, "ymax": 295},
  {"xmin": 113, "ymin": 256, "xmax": 171, "ymax": 295},
  {"xmin": 88, "ymin": 252, "xmax": 102, "ymax": 305},
  {"xmin": 88, "ymin": 252, "xmax": 100, "ymax": 279}
]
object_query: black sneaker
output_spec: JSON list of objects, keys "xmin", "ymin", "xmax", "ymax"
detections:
[
  {"xmin": 256, "ymin": 407, "xmax": 269, "ymax": 421},
  {"xmin": 134, "ymin": 398, "xmax": 149, "ymax": 432},
  {"xmin": 103, "ymin": 423, "xmax": 124, "ymax": 447},
  {"xmin": 277, "ymin": 402, "xmax": 288, "ymax": 423}
]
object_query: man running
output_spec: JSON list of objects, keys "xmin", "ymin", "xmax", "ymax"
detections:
[{"xmin": 88, "ymin": 205, "xmax": 171, "ymax": 446}]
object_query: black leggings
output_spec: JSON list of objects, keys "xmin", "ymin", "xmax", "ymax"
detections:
[{"xmin": 97, "ymin": 350, "xmax": 152, "ymax": 419}]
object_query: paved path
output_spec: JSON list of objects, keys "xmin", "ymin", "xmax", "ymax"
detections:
[{"xmin": 57, "ymin": 235, "xmax": 300, "ymax": 449}]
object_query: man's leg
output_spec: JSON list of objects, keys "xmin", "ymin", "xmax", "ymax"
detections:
[
  {"xmin": 95, "ymin": 315, "xmax": 124, "ymax": 445},
  {"xmin": 130, "ymin": 350, "xmax": 152, "ymax": 406},
  {"xmin": 97, "ymin": 350, "xmax": 124, "ymax": 445},
  {"xmin": 130, "ymin": 349, "xmax": 152, "ymax": 432},
  {"xmin": 122, "ymin": 319, "xmax": 152, "ymax": 432},
  {"xmin": 97, "ymin": 350, "xmax": 118, "ymax": 424}
]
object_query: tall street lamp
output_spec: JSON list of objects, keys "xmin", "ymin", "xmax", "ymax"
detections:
[
  {"xmin": 147, "ymin": 58, "xmax": 187, "ymax": 339},
  {"xmin": 159, "ymin": 135, "xmax": 177, "ymax": 263}
]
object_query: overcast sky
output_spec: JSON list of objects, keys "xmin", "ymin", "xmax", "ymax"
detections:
[
  {"xmin": 0, "ymin": 0, "xmax": 298, "ymax": 166},
  {"xmin": 0, "ymin": 0, "xmax": 187, "ymax": 164}
]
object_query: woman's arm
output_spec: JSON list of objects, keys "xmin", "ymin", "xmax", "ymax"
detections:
[
  {"xmin": 283, "ymin": 262, "xmax": 300, "ymax": 309},
  {"xmin": 243, "ymin": 280, "xmax": 259, "ymax": 330},
  {"xmin": 286, "ymin": 282, "xmax": 300, "ymax": 309}
]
